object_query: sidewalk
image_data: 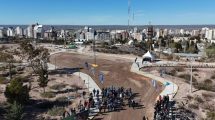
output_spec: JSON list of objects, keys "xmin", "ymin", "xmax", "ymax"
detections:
[{"xmin": 130, "ymin": 58, "xmax": 179, "ymax": 101}]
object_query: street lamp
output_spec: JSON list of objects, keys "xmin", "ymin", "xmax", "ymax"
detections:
[{"xmin": 189, "ymin": 57, "xmax": 194, "ymax": 93}]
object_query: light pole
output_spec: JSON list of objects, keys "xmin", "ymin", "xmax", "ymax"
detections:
[
  {"xmin": 190, "ymin": 57, "xmax": 193, "ymax": 93},
  {"xmin": 54, "ymin": 54, "xmax": 56, "ymax": 70}
]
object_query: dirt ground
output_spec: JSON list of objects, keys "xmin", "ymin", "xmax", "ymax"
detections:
[{"xmin": 50, "ymin": 52, "xmax": 163, "ymax": 120}]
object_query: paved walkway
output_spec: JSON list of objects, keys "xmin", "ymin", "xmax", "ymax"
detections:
[{"xmin": 130, "ymin": 58, "xmax": 179, "ymax": 101}]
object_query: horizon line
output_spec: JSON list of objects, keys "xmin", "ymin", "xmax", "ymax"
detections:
[{"xmin": 1, "ymin": 24, "xmax": 215, "ymax": 26}]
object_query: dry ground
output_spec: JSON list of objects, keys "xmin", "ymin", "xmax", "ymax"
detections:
[{"xmin": 50, "ymin": 52, "xmax": 163, "ymax": 120}]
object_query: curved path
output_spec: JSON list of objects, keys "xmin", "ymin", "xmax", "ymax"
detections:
[{"xmin": 131, "ymin": 58, "xmax": 179, "ymax": 100}]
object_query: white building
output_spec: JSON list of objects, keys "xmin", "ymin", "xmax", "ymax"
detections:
[
  {"xmin": 34, "ymin": 24, "xmax": 43, "ymax": 39},
  {"xmin": 180, "ymin": 29, "xmax": 184, "ymax": 35},
  {"xmin": 15, "ymin": 26, "xmax": 23, "ymax": 36},
  {"xmin": 27, "ymin": 25, "xmax": 34, "ymax": 38},
  {"xmin": 192, "ymin": 30, "xmax": 200, "ymax": 36},
  {"xmin": 0, "ymin": 27, "xmax": 7, "ymax": 38},
  {"xmin": 205, "ymin": 29, "xmax": 213, "ymax": 40},
  {"xmin": 85, "ymin": 32, "xmax": 94, "ymax": 40},
  {"xmin": 7, "ymin": 27, "xmax": 15, "ymax": 37}
]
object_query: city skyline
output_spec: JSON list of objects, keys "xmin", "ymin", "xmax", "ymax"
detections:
[{"xmin": 1, "ymin": 0, "xmax": 215, "ymax": 25}]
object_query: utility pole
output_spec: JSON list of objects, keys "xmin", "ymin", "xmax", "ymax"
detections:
[{"xmin": 190, "ymin": 57, "xmax": 193, "ymax": 93}]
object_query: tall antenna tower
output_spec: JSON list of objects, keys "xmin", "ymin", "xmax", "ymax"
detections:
[{"xmin": 128, "ymin": 0, "xmax": 131, "ymax": 31}]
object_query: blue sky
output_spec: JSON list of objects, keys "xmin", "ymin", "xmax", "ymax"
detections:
[{"xmin": 1, "ymin": 0, "xmax": 215, "ymax": 25}]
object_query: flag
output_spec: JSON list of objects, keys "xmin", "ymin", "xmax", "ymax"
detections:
[
  {"xmin": 84, "ymin": 62, "xmax": 89, "ymax": 69},
  {"xmin": 151, "ymin": 79, "xmax": 156, "ymax": 88},
  {"xmin": 99, "ymin": 72, "xmax": 104, "ymax": 84},
  {"xmin": 90, "ymin": 67, "xmax": 95, "ymax": 76}
]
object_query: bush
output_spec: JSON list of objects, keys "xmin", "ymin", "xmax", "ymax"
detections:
[
  {"xmin": 40, "ymin": 92, "xmax": 56, "ymax": 98},
  {"xmin": 188, "ymin": 103, "xmax": 199, "ymax": 110},
  {"xmin": 211, "ymin": 74, "xmax": 215, "ymax": 79},
  {"xmin": 47, "ymin": 106, "xmax": 64, "ymax": 116},
  {"xmin": 195, "ymin": 82, "xmax": 215, "ymax": 92},
  {"xmin": 202, "ymin": 93, "xmax": 214, "ymax": 98},
  {"xmin": 166, "ymin": 69, "xmax": 177, "ymax": 76},
  {"xmin": 50, "ymin": 84, "xmax": 67, "ymax": 91},
  {"xmin": 4, "ymin": 101, "xmax": 24, "ymax": 120},
  {"xmin": 192, "ymin": 69, "xmax": 199, "ymax": 72},
  {"xmin": 204, "ymin": 79, "xmax": 213, "ymax": 84},
  {"xmin": 187, "ymin": 95, "xmax": 193, "ymax": 100},
  {"xmin": 207, "ymin": 111, "xmax": 215, "ymax": 120},
  {"xmin": 175, "ymin": 67, "xmax": 185, "ymax": 72},
  {"xmin": 4, "ymin": 77, "xmax": 30, "ymax": 104},
  {"xmin": 0, "ymin": 76, "xmax": 7, "ymax": 84},
  {"xmin": 194, "ymin": 96, "xmax": 204, "ymax": 103},
  {"xmin": 56, "ymin": 96, "xmax": 67, "ymax": 102},
  {"xmin": 178, "ymin": 74, "xmax": 197, "ymax": 83}
]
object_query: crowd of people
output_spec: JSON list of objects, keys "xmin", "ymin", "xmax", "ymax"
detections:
[
  {"xmin": 62, "ymin": 86, "xmax": 141, "ymax": 119},
  {"xmin": 154, "ymin": 95, "xmax": 171, "ymax": 120}
]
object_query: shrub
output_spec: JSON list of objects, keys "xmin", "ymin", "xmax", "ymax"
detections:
[
  {"xmin": 194, "ymin": 96, "xmax": 204, "ymax": 103},
  {"xmin": 202, "ymin": 93, "xmax": 214, "ymax": 98},
  {"xmin": 40, "ymin": 92, "xmax": 56, "ymax": 98},
  {"xmin": 187, "ymin": 95, "xmax": 193, "ymax": 100},
  {"xmin": 178, "ymin": 74, "xmax": 197, "ymax": 83},
  {"xmin": 195, "ymin": 82, "xmax": 215, "ymax": 92},
  {"xmin": 47, "ymin": 106, "xmax": 64, "ymax": 116},
  {"xmin": 56, "ymin": 96, "xmax": 67, "ymax": 102},
  {"xmin": 4, "ymin": 77, "xmax": 30, "ymax": 104},
  {"xmin": 4, "ymin": 101, "xmax": 24, "ymax": 120},
  {"xmin": 211, "ymin": 74, "xmax": 215, "ymax": 79},
  {"xmin": 207, "ymin": 111, "xmax": 215, "ymax": 120},
  {"xmin": 204, "ymin": 79, "xmax": 213, "ymax": 84},
  {"xmin": 0, "ymin": 76, "xmax": 7, "ymax": 84},
  {"xmin": 175, "ymin": 67, "xmax": 185, "ymax": 72},
  {"xmin": 50, "ymin": 84, "xmax": 67, "ymax": 91},
  {"xmin": 192, "ymin": 69, "xmax": 199, "ymax": 72},
  {"xmin": 188, "ymin": 103, "xmax": 199, "ymax": 110},
  {"xmin": 166, "ymin": 69, "xmax": 177, "ymax": 76}
]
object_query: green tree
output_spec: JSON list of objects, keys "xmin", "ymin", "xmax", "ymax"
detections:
[
  {"xmin": 19, "ymin": 41, "xmax": 49, "ymax": 93},
  {"xmin": 5, "ymin": 101, "xmax": 24, "ymax": 120},
  {"xmin": 37, "ymin": 67, "xmax": 49, "ymax": 93},
  {"xmin": 4, "ymin": 77, "xmax": 30, "ymax": 104}
]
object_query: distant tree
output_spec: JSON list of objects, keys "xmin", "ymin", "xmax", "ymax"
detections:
[
  {"xmin": 5, "ymin": 101, "xmax": 24, "ymax": 120},
  {"xmin": 175, "ymin": 42, "xmax": 182, "ymax": 53},
  {"xmin": 4, "ymin": 77, "xmax": 30, "ymax": 104}
]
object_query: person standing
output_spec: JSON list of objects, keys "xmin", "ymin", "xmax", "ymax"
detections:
[{"xmin": 93, "ymin": 88, "xmax": 96, "ymax": 97}]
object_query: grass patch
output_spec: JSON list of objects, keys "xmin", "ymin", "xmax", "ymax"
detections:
[
  {"xmin": 47, "ymin": 106, "xmax": 65, "ymax": 116},
  {"xmin": 41, "ymin": 92, "xmax": 56, "ymax": 98},
  {"xmin": 50, "ymin": 84, "xmax": 67, "ymax": 91}
]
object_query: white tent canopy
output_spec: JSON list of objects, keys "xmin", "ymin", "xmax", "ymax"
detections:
[{"xmin": 142, "ymin": 51, "xmax": 155, "ymax": 61}]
